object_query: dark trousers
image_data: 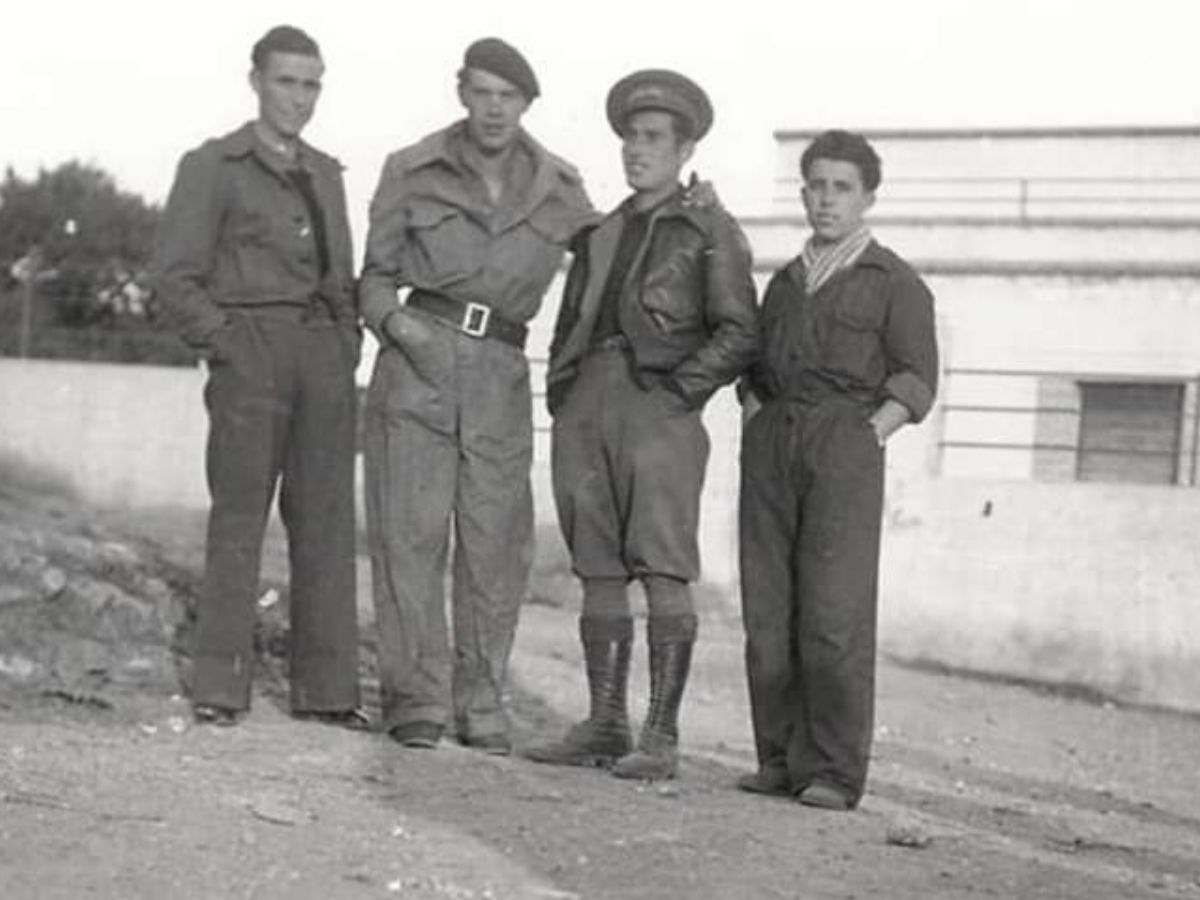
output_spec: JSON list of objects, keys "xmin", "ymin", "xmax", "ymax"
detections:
[
  {"xmin": 551, "ymin": 347, "xmax": 709, "ymax": 583},
  {"xmin": 738, "ymin": 399, "xmax": 884, "ymax": 804},
  {"xmin": 192, "ymin": 312, "xmax": 360, "ymax": 713}
]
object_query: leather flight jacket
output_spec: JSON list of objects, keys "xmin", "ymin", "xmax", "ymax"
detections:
[{"xmin": 548, "ymin": 190, "xmax": 759, "ymax": 414}]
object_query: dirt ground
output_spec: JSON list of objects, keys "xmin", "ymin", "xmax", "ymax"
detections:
[{"xmin": 2, "ymin": 479, "xmax": 1199, "ymax": 900}]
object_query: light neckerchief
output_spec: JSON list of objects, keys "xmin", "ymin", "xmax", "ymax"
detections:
[{"xmin": 801, "ymin": 225, "xmax": 872, "ymax": 296}]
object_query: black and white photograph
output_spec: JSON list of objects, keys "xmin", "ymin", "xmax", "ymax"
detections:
[{"xmin": 1, "ymin": 1, "xmax": 1199, "ymax": 897}]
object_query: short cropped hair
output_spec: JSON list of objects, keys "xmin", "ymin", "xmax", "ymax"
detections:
[
  {"xmin": 251, "ymin": 25, "xmax": 321, "ymax": 71},
  {"xmin": 800, "ymin": 130, "xmax": 882, "ymax": 192}
]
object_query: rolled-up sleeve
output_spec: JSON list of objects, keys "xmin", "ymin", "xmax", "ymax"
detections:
[
  {"xmin": 882, "ymin": 270, "xmax": 938, "ymax": 422},
  {"xmin": 358, "ymin": 153, "xmax": 411, "ymax": 336},
  {"xmin": 151, "ymin": 150, "xmax": 228, "ymax": 348}
]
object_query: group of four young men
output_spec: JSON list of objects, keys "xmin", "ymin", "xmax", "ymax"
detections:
[{"xmin": 153, "ymin": 25, "xmax": 938, "ymax": 812}]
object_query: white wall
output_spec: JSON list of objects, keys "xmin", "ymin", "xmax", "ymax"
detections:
[
  {"xmin": 0, "ymin": 359, "xmax": 209, "ymax": 508},
  {"xmin": 0, "ymin": 356, "xmax": 748, "ymax": 592},
  {"xmin": 880, "ymin": 476, "xmax": 1200, "ymax": 711}
]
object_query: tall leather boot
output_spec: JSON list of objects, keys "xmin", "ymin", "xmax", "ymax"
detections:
[
  {"xmin": 526, "ymin": 617, "xmax": 633, "ymax": 767},
  {"xmin": 612, "ymin": 615, "xmax": 696, "ymax": 781}
]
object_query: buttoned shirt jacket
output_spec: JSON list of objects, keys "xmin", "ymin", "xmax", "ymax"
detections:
[
  {"xmin": 747, "ymin": 240, "xmax": 938, "ymax": 421},
  {"xmin": 152, "ymin": 122, "xmax": 357, "ymax": 350}
]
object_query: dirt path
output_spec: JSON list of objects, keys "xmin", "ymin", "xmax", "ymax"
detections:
[{"xmin": 2, "ymin": 487, "xmax": 1199, "ymax": 899}]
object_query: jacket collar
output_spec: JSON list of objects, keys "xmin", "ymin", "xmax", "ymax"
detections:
[
  {"xmin": 611, "ymin": 185, "xmax": 709, "ymax": 231},
  {"xmin": 404, "ymin": 121, "xmax": 580, "ymax": 185},
  {"xmin": 403, "ymin": 121, "xmax": 584, "ymax": 231},
  {"xmin": 216, "ymin": 121, "xmax": 341, "ymax": 174},
  {"xmin": 853, "ymin": 239, "xmax": 893, "ymax": 272}
]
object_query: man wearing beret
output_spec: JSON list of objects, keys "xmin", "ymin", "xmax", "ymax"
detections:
[
  {"xmin": 359, "ymin": 38, "xmax": 597, "ymax": 754},
  {"xmin": 152, "ymin": 25, "xmax": 364, "ymax": 728},
  {"xmin": 737, "ymin": 130, "xmax": 938, "ymax": 810},
  {"xmin": 527, "ymin": 70, "xmax": 758, "ymax": 780}
]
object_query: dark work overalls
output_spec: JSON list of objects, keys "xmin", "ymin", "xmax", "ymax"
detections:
[{"xmin": 739, "ymin": 240, "xmax": 937, "ymax": 806}]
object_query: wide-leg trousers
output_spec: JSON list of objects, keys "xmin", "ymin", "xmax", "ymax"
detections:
[
  {"xmin": 739, "ymin": 398, "xmax": 884, "ymax": 804},
  {"xmin": 363, "ymin": 323, "xmax": 532, "ymax": 739},
  {"xmin": 193, "ymin": 311, "xmax": 360, "ymax": 713}
]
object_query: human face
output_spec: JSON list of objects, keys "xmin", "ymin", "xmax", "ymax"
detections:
[
  {"xmin": 458, "ymin": 69, "xmax": 529, "ymax": 156},
  {"xmin": 250, "ymin": 52, "xmax": 323, "ymax": 142},
  {"xmin": 621, "ymin": 110, "xmax": 694, "ymax": 204},
  {"xmin": 802, "ymin": 157, "xmax": 876, "ymax": 245}
]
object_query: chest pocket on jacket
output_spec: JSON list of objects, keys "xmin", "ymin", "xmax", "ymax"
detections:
[
  {"xmin": 831, "ymin": 288, "xmax": 887, "ymax": 332},
  {"xmin": 824, "ymin": 282, "xmax": 888, "ymax": 378},
  {"xmin": 405, "ymin": 201, "xmax": 479, "ymax": 279},
  {"xmin": 526, "ymin": 205, "xmax": 577, "ymax": 248},
  {"xmin": 639, "ymin": 236, "xmax": 706, "ymax": 330}
]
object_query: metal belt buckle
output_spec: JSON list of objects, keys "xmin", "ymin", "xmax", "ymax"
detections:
[{"xmin": 461, "ymin": 302, "xmax": 491, "ymax": 338}]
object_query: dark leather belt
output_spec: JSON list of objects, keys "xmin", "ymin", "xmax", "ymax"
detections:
[{"xmin": 407, "ymin": 290, "xmax": 527, "ymax": 349}]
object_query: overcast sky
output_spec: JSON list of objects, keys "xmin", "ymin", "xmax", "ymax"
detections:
[{"xmin": 4, "ymin": 0, "xmax": 1200, "ymax": 242}]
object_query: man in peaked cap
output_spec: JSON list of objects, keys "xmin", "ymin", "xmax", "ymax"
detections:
[
  {"xmin": 152, "ymin": 25, "xmax": 364, "ymax": 729},
  {"xmin": 527, "ymin": 70, "xmax": 758, "ymax": 780},
  {"xmin": 359, "ymin": 37, "xmax": 597, "ymax": 755}
]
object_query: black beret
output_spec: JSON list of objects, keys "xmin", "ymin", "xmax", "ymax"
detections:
[
  {"xmin": 462, "ymin": 37, "xmax": 540, "ymax": 101},
  {"xmin": 606, "ymin": 69, "xmax": 713, "ymax": 141}
]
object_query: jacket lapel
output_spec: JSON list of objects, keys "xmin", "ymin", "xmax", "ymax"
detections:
[{"xmin": 552, "ymin": 212, "xmax": 625, "ymax": 374}]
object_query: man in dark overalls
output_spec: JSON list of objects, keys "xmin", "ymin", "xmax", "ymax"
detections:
[
  {"xmin": 737, "ymin": 130, "xmax": 938, "ymax": 809},
  {"xmin": 153, "ymin": 25, "xmax": 363, "ymax": 728},
  {"xmin": 527, "ymin": 70, "xmax": 758, "ymax": 780}
]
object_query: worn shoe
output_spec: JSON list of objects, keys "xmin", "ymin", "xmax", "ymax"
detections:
[
  {"xmin": 797, "ymin": 781, "xmax": 854, "ymax": 811},
  {"xmin": 526, "ymin": 720, "xmax": 633, "ymax": 768},
  {"xmin": 459, "ymin": 732, "xmax": 512, "ymax": 757},
  {"xmin": 736, "ymin": 769, "xmax": 792, "ymax": 797},
  {"xmin": 192, "ymin": 704, "xmax": 242, "ymax": 727},
  {"xmin": 610, "ymin": 731, "xmax": 678, "ymax": 781},
  {"xmin": 292, "ymin": 708, "xmax": 372, "ymax": 732},
  {"xmin": 389, "ymin": 722, "xmax": 443, "ymax": 749}
]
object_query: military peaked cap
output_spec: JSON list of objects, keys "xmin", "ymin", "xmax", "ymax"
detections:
[{"xmin": 606, "ymin": 69, "xmax": 713, "ymax": 140}]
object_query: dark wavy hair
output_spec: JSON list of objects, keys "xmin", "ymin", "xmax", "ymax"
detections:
[
  {"xmin": 251, "ymin": 25, "xmax": 321, "ymax": 71},
  {"xmin": 800, "ymin": 130, "xmax": 882, "ymax": 192}
]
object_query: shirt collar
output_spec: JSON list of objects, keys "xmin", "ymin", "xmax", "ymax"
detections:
[{"xmin": 217, "ymin": 121, "xmax": 328, "ymax": 174}]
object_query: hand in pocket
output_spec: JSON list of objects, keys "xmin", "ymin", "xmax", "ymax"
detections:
[{"xmin": 385, "ymin": 307, "xmax": 445, "ymax": 382}]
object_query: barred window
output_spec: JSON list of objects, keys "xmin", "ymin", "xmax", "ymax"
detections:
[{"xmin": 1076, "ymin": 382, "xmax": 1184, "ymax": 484}]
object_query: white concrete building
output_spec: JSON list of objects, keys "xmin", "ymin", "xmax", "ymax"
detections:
[{"xmin": 743, "ymin": 126, "xmax": 1200, "ymax": 711}]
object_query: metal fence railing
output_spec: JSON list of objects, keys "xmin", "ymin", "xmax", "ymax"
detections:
[
  {"xmin": 772, "ymin": 176, "xmax": 1200, "ymax": 222},
  {"xmin": 937, "ymin": 367, "xmax": 1200, "ymax": 485}
]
